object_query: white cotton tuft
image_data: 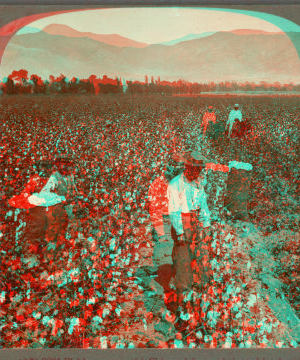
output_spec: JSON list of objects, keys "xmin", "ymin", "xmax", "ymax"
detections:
[{"xmin": 228, "ymin": 161, "xmax": 253, "ymax": 171}]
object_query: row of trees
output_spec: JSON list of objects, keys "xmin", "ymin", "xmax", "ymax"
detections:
[
  {"xmin": 126, "ymin": 76, "xmax": 300, "ymax": 94},
  {"xmin": 1, "ymin": 69, "xmax": 300, "ymax": 95},
  {"xmin": 0, "ymin": 70, "xmax": 123, "ymax": 95}
]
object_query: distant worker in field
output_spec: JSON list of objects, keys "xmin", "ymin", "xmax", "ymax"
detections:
[
  {"xmin": 201, "ymin": 106, "xmax": 216, "ymax": 141},
  {"xmin": 226, "ymin": 104, "xmax": 243, "ymax": 138}
]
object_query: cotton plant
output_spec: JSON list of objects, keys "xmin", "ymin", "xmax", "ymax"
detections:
[{"xmin": 180, "ymin": 222, "xmax": 282, "ymax": 348}]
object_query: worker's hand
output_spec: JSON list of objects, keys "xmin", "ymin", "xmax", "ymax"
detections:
[
  {"xmin": 178, "ymin": 233, "xmax": 185, "ymax": 242},
  {"xmin": 158, "ymin": 235, "xmax": 167, "ymax": 243},
  {"xmin": 64, "ymin": 198, "xmax": 75, "ymax": 206}
]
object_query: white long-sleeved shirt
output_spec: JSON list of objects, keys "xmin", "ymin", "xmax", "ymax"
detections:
[
  {"xmin": 167, "ymin": 172, "xmax": 211, "ymax": 235},
  {"xmin": 28, "ymin": 172, "xmax": 77, "ymax": 207},
  {"xmin": 28, "ymin": 192, "xmax": 66, "ymax": 207},
  {"xmin": 41, "ymin": 172, "xmax": 78, "ymax": 193},
  {"xmin": 227, "ymin": 110, "xmax": 242, "ymax": 125}
]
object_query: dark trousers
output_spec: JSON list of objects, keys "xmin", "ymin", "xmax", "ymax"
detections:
[
  {"xmin": 21, "ymin": 207, "xmax": 48, "ymax": 283},
  {"xmin": 22, "ymin": 204, "xmax": 69, "ymax": 273},
  {"xmin": 23, "ymin": 206, "xmax": 47, "ymax": 259},
  {"xmin": 44, "ymin": 204, "xmax": 70, "ymax": 270},
  {"xmin": 152, "ymin": 215, "xmax": 175, "ymax": 294},
  {"xmin": 171, "ymin": 212, "xmax": 210, "ymax": 301},
  {"xmin": 45, "ymin": 204, "xmax": 69, "ymax": 245}
]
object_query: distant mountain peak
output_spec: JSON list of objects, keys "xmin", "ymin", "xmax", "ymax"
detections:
[
  {"xmin": 44, "ymin": 24, "xmax": 74, "ymax": 32},
  {"xmin": 154, "ymin": 29, "xmax": 285, "ymax": 46},
  {"xmin": 42, "ymin": 23, "xmax": 148, "ymax": 48},
  {"xmin": 229, "ymin": 29, "xmax": 285, "ymax": 35},
  {"xmin": 16, "ymin": 26, "xmax": 41, "ymax": 35}
]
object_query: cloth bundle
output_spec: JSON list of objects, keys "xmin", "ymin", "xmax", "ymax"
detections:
[
  {"xmin": 225, "ymin": 161, "xmax": 253, "ymax": 220},
  {"xmin": 204, "ymin": 161, "xmax": 252, "ymax": 222}
]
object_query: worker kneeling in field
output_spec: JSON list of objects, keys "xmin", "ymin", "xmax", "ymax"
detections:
[
  {"xmin": 28, "ymin": 155, "xmax": 80, "ymax": 270},
  {"xmin": 167, "ymin": 151, "xmax": 212, "ymax": 305},
  {"xmin": 8, "ymin": 159, "xmax": 55, "ymax": 284}
]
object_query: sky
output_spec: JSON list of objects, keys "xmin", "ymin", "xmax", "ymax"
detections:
[{"xmin": 16, "ymin": 7, "xmax": 284, "ymax": 44}]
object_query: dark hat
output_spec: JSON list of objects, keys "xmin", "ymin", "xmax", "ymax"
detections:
[
  {"xmin": 55, "ymin": 154, "xmax": 75, "ymax": 165},
  {"xmin": 35, "ymin": 158, "xmax": 53, "ymax": 168},
  {"xmin": 180, "ymin": 151, "xmax": 210, "ymax": 166},
  {"xmin": 167, "ymin": 154, "xmax": 185, "ymax": 169}
]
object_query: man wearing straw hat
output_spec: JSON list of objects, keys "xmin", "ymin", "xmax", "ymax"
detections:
[
  {"xmin": 128, "ymin": 155, "xmax": 184, "ymax": 338},
  {"xmin": 132, "ymin": 155, "xmax": 185, "ymax": 332},
  {"xmin": 226, "ymin": 104, "xmax": 243, "ymax": 139},
  {"xmin": 167, "ymin": 151, "xmax": 212, "ymax": 305},
  {"xmin": 147, "ymin": 156, "xmax": 185, "ymax": 306}
]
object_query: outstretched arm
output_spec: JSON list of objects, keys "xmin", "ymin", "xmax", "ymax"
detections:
[{"xmin": 198, "ymin": 187, "xmax": 211, "ymax": 229}]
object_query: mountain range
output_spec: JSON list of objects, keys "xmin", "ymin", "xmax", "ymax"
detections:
[
  {"xmin": 42, "ymin": 24, "xmax": 148, "ymax": 48},
  {"xmin": 2, "ymin": 24, "xmax": 300, "ymax": 83}
]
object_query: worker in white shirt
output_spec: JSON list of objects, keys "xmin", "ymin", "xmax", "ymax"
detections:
[
  {"xmin": 167, "ymin": 151, "xmax": 211, "ymax": 304},
  {"xmin": 32, "ymin": 155, "xmax": 80, "ymax": 261},
  {"xmin": 201, "ymin": 106, "xmax": 216, "ymax": 141},
  {"xmin": 9, "ymin": 159, "xmax": 55, "ymax": 283},
  {"xmin": 142, "ymin": 155, "xmax": 184, "ymax": 325},
  {"xmin": 226, "ymin": 104, "xmax": 243, "ymax": 138}
]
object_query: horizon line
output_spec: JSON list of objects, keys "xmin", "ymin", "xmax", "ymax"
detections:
[{"xmin": 1, "ymin": 73, "xmax": 299, "ymax": 86}]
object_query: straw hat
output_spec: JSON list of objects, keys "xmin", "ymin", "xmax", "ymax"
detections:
[
  {"xmin": 54, "ymin": 154, "xmax": 75, "ymax": 166},
  {"xmin": 180, "ymin": 151, "xmax": 211, "ymax": 166},
  {"xmin": 35, "ymin": 158, "xmax": 53, "ymax": 169}
]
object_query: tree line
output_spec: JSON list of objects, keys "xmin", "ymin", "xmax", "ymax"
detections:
[
  {"xmin": 0, "ymin": 70, "xmax": 123, "ymax": 95},
  {"xmin": 1, "ymin": 69, "xmax": 300, "ymax": 95}
]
